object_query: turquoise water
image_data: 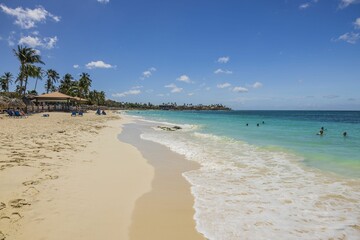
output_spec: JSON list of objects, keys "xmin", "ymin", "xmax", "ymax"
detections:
[
  {"xmin": 129, "ymin": 110, "xmax": 360, "ymax": 178},
  {"xmin": 126, "ymin": 110, "xmax": 360, "ymax": 239}
]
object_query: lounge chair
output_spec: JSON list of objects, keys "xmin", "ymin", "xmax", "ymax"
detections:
[
  {"xmin": 6, "ymin": 110, "xmax": 14, "ymax": 117},
  {"xmin": 14, "ymin": 111, "xmax": 23, "ymax": 118},
  {"xmin": 78, "ymin": 111, "xmax": 84, "ymax": 116},
  {"xmin": 71, "ymin": 111, "xmax": 77, "ymax": 117}
]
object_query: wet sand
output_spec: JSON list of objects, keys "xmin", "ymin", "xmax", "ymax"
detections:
[{"xmin": 119, "ymin": 123, "xmax": 205, "ymax": 240}]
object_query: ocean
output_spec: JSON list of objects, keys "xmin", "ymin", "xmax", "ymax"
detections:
[{"xmin": 125, "ymin": 110, "xmax": 360, "ymax": 240}]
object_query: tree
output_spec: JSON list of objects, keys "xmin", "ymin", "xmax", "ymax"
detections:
[
  {"xmin": 0, "ymin": 72, "xmax": 13, "ymax": 92},
  {"xmin": 45, "ymin": 69, "xmax": 60, "ymax": 93},
  {"xmin": 59, "ymin": 73, "xmax": 74, "ymax": 95},
  {"xmin": 30, "ymin": 66, "xmax": 43, "ymax": 92},
  {"xmin": 13, "ymin": 45, "xmax": 44, "ymax": 96},
  {"xmin": 78, "ymin": 72, "xmax": 92, "ymax": 97}
]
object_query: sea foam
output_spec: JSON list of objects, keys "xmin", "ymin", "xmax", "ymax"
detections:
[{"xmin": 138, "ymin": 120, "xmax": 360, "ymax": 240}]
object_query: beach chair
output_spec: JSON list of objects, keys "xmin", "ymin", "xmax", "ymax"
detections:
[
  {"xmin": 71, "ymin": 111, "xmax": 77, "ymax": 117},
  {"xmin": 78, "ymin": 111, "xmax": 84, "ymax": 116},
  {"xmin": 6, "ymin": 110, "xmax": 15, "ymax": 118},
  {"xmin": 14, "ymin": 111, "xmax": 23, "ymax": 118}
]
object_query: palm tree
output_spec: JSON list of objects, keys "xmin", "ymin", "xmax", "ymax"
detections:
[
  {"xmin": 0, "ymin": 72, "xmax": 13, "ymax": 92},
  {"xmin": 13, "ymin": 45, "xmax": 44, "ymax": 96},
  {"xmin": 45, "ymin": 69, "xmax": 60, "ymax": 93},
  {"xmin": 78, "ymin": 72, "xmax": 92, "ymax": 97},
  {"xmin": 59, "ymin": 73, "xmax": 74, "ymax": 94},
  {"xmin": 30, "ymin": 66, "xmax": 43, "ymax": 92}
]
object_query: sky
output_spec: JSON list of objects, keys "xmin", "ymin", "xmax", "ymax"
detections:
[{"xmin": 0, "ymin": 0, "xmax": 359, "ymax": 110}]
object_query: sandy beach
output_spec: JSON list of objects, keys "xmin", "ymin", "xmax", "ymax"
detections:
[{"xmin": 0, "ymin": 112, "xmax": 203, "ymax": 239}]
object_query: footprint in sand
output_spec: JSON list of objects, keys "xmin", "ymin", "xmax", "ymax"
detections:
[
  {"xmin": 11, "ymin": 212, "xmax": 22, "ymax": 221},
  {"xmin": 0, "ymin": 203, "xmax": 5, "ymax": 211},
  {"xmin": 0, "ymin": 230, "xmax": 5, "ymax": 240},
  {"xmin": 9, "ymin": 199, "xmax": 30, "ymax": 208},
  {"xmin": 22, "ymin": 180, "xmax": 41, "ymax": 186},
  {"xmin": 23, "ymin": 187, "xmax": 40, "ymax": 196}
]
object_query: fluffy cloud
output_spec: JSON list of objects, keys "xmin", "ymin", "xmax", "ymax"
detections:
[
  {"xmin": 336, "ymin": 32, "xmax": 360, "ymax": 44},
  {"xmin": 112, "ymin": 89, "xmax": 141, "ymax": 98},
  {"xmin": 188, "ymin": 93, "xmax": 194, "ymax": 96},
  {"xmin": 176, "ymin": 75, "xmax": 191, "ymax": 83},
  {"xmin": 214, "ymin": 69, "xmax": 233, "ymax": 74},
  {"xmin": 252, "ymin": 82, "xmax": 263, "ymax": 88},
  {"xmin": 86, "ymin": 60, "xmax": 115, "ymax": 69},
  {"xmin": 217, "ymin": 83, "xmax": 231, "ymax": 89},
  {"xmin": 97, "ymin": 0, "xmax": 110, "ymax": 3},
  {"xmin": 141, "ymin": 67, "xmax": 156, "ymax": 79},
  {"xmin": 73, "ymin": 64, "xmax": 80, "ymax": 69},
  {"xmin": 339, "ymin": 0, "xmax": 360, "ymax": 8},
  {"xmin": 18, "ymin": 35, "xmax": 58, "ymax": 49},
  {"xmin": 233, "ymin": 86, "xmax": 249, "ymax": 93},
  {"xmin": 217, "ymin": 56, "xmax": 230, "ymax": 63},
  {"xmin": 354, "ymin": 18, "xmax": 360, "ymax": 29},
  {"xmin": 0, "ymin": 4, "xmax": 60, "ymax": 29},
  {"xmin": 165, "ymin": 83, "xmax": 183, "ymax": 93}
]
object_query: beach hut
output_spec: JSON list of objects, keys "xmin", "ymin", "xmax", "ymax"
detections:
[{"xmin": 33, "ymin": 92, "xmax": 75, "ymax": 111}]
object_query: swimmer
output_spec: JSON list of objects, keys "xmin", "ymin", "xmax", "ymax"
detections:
[
  {"xmin": 257, "ymin": 123, "xmax": 260, "ymax": 127},
  {"xmin": 246, "ymin": 123, "xmax": 248, "ymax": 126},
  {"xmin": 262, "ymin": 121, "xmax": 265, "ymax": 124},
  {"xmin": 317, "ymin": 130, "xmax": 324, "ymax": 136},
  {"xmin": 343, "ymin": 131, "xmax": 347, "ymax": 137}
]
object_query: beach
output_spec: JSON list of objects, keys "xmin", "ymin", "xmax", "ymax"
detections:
[{"xmin": 0, "ymin": 112, "xmax": 204, "ymax": 240}]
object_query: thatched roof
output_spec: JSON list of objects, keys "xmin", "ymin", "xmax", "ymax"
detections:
[
  {"xmin": 34, "ymin": 92, "xmax": 74, "ymax": 101},
  {"xmin": 34, "ymin": 92, "xmax": 88, "ymax": 103},
  {"xmin": 8, "ymin": 98, "xmax": 26, "ymax": 108},
  {"xmin": 72, "ymin": 96, "xmax": 89, "ymax": 103}
]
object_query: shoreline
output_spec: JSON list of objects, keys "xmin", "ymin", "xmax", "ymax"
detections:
[
  {"xmin": 119, "ymin": 122, "xmax": 205, "ymax": 240},
  {"xmin": 0, "ymin": 112, "xmax": 204, "ymax": 240}
]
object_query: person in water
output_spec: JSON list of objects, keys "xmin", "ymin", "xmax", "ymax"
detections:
[
  {"xmin": 317, "ymin": 129, "xmax": 324, "ymax": 136},
  {"xmin": 246, "ymin": 123, "xmax": 248, "ymax": 126},
  {"xmin": 343, "ymin": 131, "xmax": 347, "ymax": 137}
]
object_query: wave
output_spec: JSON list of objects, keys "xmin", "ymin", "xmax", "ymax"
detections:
[{"xmin": 140, "ymin": 128, "xmax": 360, "ymax": 240}]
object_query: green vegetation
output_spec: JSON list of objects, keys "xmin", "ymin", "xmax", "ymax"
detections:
[{"xmin": 1, "ymin": 45, "xmax": 106, "ymax": 106}]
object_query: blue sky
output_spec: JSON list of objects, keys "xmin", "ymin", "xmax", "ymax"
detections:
[{"xmin": 0, "ymin": 0, "xmax": 359, "ymax": 110}]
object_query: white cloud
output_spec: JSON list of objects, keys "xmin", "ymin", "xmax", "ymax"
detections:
[
  {"xmin": 0, "ymin": 4, "xmax": 60, "ymax": 29},
  {"xmin": 217, "ymin": 83, "xmax": 231, "ymax": 89},
  {"xmin": 299, "ymin": 3, "xmax": 311, "ymax": 9},
  {"xmin": 140, "ymin": 67, "xmax": 156, "ymax": 79},
  {"xmin": 7, "ymin": 32, "xmax": 15, "ymax": 46},
  {"xmin": 252, "ymin": 82, "xmax": 263, "ymax": 88},
  {"xmin": 217, "ymin": 56, "xmax": 230, "ymax": 63},
  {"xmin": 44, "ymin": 36, "xmax": 57, "ymax": 49},
  {"xmin": 112, "ymin": 89, "xmax": 141, "ymax": 98},
  {"xmin": 214, "ymin": 68, "xmax": 233, "ymax": 74},
  {"xmin": 18, "ymin": 35, "xmax": 58, "ymax": 49},
  {"xmin": 176, "ymin": 75, "xmax": 191, "ymax": 83},
  {"xmin": 19, "ymin": 35, "xmax": 42, "ymax": 48},
  {"xmin": 336, "ymin": 32, "xmax": 360, "ymax": 44},
  {"xmin": 165, "ymin": 83, "xmax": 183, "ymax": 93},
  {"xmin": 354, "ymin": 18, "xmax": 360, "ymax": 29},
  {"xmin": 233, "ymin": 86, "xmax": 249, "ymax": 93},
  {"xmin": 339, "ymin": 0, "xmax": 360, "ymax": 8},
  {"xmin": 97, "ymin": 0, "xmax": 110, "ymax": 3},
  {"xmin": 132, "ymin": 85, "xmax": 143, "ymax": 89},
  {"xmin": 73, "ymin": 64, "xmax": 80, "ymax": 69},
  {"xmin": 86, "ymin": 60, "xmax": 115, "ymax": 69},
  {"xmin": 188, "ymin": 93, "xmax": 194, "ymax": 96}
]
